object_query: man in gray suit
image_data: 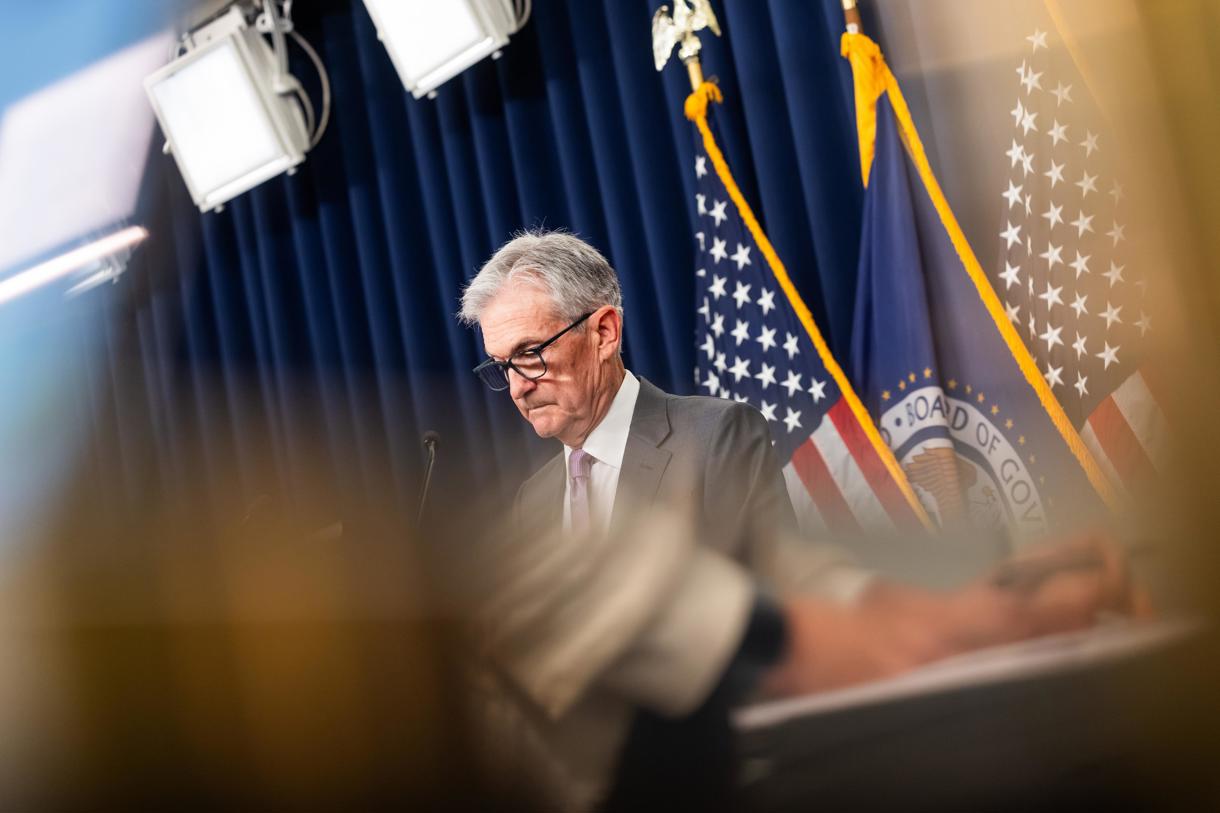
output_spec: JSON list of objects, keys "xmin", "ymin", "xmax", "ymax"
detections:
[{"xmin": 458, "ymin": 230, "xmax": 1135, "ymax": 808}]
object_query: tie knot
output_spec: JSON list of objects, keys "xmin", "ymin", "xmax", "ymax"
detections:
[{"xmin": 569, "ymin": 448, "xmax": 595, "ymax": 481}]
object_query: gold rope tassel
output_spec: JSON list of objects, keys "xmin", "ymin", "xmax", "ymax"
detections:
[{"xmin": 685, "ymin": 81, "xmax": 934, "ymax": 529}]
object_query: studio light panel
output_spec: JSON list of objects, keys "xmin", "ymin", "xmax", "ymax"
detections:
[
  {"xmin": 144, "ymin": 8, "xmax": 307, "ymax": 212},
  {"xmin": 362, "ymin": 0, "xmax": 515, "ymax": 98}
]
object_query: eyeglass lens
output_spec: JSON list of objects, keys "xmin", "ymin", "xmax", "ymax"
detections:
[{"xmin": 476, "ymin": 351, "xmax": 547, "ymax": 391}]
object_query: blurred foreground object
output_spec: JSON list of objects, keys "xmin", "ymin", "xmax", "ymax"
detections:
[
  {"xmin": 736, "ymin": 616, "xmax": 1214, "ymax": 812},
  {"xmin": 0, "ymin": 406, "xmax": 539, "ymax": 810}
]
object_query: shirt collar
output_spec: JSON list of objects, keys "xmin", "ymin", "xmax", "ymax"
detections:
[{"xmin": 563, "ymin": 370, "xmax": 639, "ymax": 470}]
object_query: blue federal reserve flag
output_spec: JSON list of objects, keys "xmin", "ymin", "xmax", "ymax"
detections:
[{"xmin": 844, "ymin": 34, "xmax": 1114, "ymax": 537}]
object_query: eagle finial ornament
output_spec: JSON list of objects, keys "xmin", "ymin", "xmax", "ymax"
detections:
[{"xmin": 652, "ymin": 0, "xmax": 722, "ymax": 72}]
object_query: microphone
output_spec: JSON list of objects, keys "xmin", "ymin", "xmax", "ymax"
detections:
[{"xmin": 418, "ymin": 430, "xmax": 440, "ymax": 526}]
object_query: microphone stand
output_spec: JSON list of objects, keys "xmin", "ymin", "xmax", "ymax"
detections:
[{"xmin": 417, "ymin": 431, "xmax": 439, "ymax": 527}]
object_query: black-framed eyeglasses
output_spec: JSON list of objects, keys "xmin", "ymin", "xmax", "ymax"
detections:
[{"xmin": 473, "ymin": 311, "xmax": 594, "ymax": 391}]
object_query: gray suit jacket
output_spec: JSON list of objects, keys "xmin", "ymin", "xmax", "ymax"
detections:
[
  {"xmin": 476, "ymin": 379, "xmax": 867, "ymax": 808},
  {"xmin": 514, "ymin": 377, "xmax": 798, "ymax": 561}
]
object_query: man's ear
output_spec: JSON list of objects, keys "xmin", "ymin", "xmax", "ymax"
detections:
[{"xmin": 592, "ymin": 306, "xmax": 622, "ymax": 360}]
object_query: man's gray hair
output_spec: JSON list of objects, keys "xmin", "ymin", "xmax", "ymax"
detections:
[{"xmin": 459, "ymin": 230, "xmax": 623, "ymax": 325}]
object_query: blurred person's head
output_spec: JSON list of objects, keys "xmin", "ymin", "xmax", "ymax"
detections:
[{"xmin": 461, "ymin": 231, "xmax": 625, "ymax": 447}]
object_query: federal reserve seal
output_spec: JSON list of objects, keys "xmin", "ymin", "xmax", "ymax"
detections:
[{"xmin": 878, "ymin": 380, "xmax": 1048, "ymax": 534}]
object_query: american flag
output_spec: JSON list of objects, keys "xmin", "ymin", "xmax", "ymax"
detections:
[
  {"xmin": 689, "ymin": 115, "xmax": 924, "ymax": 535},
  {"xmin": 996, "ymin": 26, "xmax": 1167, "ymax": 496}
]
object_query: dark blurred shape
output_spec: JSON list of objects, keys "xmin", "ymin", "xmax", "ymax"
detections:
[{"xmin": 736, "ymin": 624, "xmax": 1219, "ymax": 813}]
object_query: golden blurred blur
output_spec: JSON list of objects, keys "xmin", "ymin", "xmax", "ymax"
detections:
[{"xmin": 0, "ymin": 386, "xmax": 541, "ymax": 810}]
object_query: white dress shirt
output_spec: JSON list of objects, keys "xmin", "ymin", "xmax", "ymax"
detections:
[{"xmin": 562, "ymin": 370, "xmax": 640, "ymax": 534}]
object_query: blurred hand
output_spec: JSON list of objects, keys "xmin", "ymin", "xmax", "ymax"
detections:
[
  {"xmin": 762, "ymin": 533, "xmax": 1151, "ymax": 698},
  {"xmin": 763, "ymin": 589, "xmax": 957, "ymax": 696},
  {"xmin": 949, "ymin": 532, "xmax": 1152, "ymax": 648}
]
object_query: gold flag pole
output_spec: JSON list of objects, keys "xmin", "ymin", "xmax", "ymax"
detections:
[
  {"xmin": 651, "ymin": 0, "xmax": 722, "ymax": 92},
  {"xmin": 685, "ymin": 51, "xmax": 705, "ymax": 92},
  {"xmin": 841, "ymin": 0, "xmax": 863, "ymax": 34}
]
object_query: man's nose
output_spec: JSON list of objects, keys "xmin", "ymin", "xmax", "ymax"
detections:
[{"xmin": 508, "ymin": 368, "xmax": 536, "ymax": 399}]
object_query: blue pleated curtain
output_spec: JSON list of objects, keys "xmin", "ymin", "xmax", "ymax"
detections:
[{"xmin": 100, "ymin": 0, "xmax": 869, "ymax": 512}]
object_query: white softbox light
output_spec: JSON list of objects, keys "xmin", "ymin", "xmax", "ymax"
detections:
[
  {"xmin": 144, "ymin": 7, "xmax": 308, "ymax": 212},
  {"xmin": 362, "ymin": 0, "xmax": 519, "ymax": 98}
]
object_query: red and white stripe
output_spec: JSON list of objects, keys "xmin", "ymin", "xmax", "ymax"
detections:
[
  {"xmin": 1080, "ymin": 369, "xmax": 1167, "ymax": 494},
  {"xmin": 781, "ymin": 398, "xmax": 921, "ymax": 534}
]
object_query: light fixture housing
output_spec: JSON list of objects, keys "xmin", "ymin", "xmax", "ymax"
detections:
[
  {"xmin": 144, "ymin": 6, "xmax": 309, "ymax": 212},
  {"xmin": 0, "ymin": 226, "xmax": 148, "ymax": 307},
  {"xmin": 361, "ymin": 0, "xmax": 522, "ymax": 99}
]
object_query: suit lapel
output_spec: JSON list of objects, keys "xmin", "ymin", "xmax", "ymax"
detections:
[{"xmin": 609, "ymin": 379, "xmax": 673, "ymax": 533}]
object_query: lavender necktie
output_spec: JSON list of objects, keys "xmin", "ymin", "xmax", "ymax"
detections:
[{"xmin": 568, "ymin": 448, "xmax": 595, "ymax": 535}]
